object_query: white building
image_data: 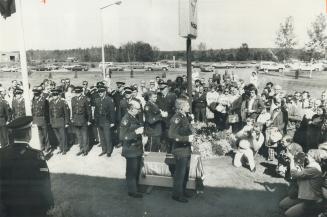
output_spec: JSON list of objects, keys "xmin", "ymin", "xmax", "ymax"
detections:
[{"xmin": 0, "ymin": 51, "xmax": 20, "ymax": 63}]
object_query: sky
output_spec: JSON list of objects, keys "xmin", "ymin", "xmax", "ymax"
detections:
[{"xmin": 0, "ymin": 0, "xmax": 326, "ymax": 51}]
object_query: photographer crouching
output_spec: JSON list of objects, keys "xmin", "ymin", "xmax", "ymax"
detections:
[
  {"xmin": 279, "ymin": 150, "xmax": 324, "ymax": 217},
  {"xmin": 233, "ymin": 120, "xmax": 264, "ymax": 172}
]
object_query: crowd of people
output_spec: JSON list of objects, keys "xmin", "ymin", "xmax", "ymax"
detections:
[{"xmin": 1, "ymin": 69, "xmax": 327, "ymax": 212}]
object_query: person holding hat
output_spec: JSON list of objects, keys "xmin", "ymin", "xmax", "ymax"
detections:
[
  {"xmin": 94, "ymin": 86, "xmax": 116, "ymax": 157},
  {"xmin": 71, "ymin": 86, "xmax": 92, "ymax": 156},
  {"xmin": 0, "ymin": 87, "xmax": 10, "ymax": 147},
  {"xmin": 0, "ymin": 116, "xmax": 54, "ymax": 217},
  {"xmin": 157, "ymin": 83, "xmax": 177, "ymax": 152},
  {"xmin": 32, "ymin": 86, "xmax": 50, "ymax": 153},
  {"xmin": 168, "ymin": 97, "xmax": 194, "ymax": 203},
  {"xmin": 11, "ymin": 88, "xmax": 26, "ymax": 120},
  {"xmin": 49, "ymin": 88, "xmax": 69, "ymax": 155},
  {"xmin": 120, "ymin": 99, "xmax": 145, "ymax": 198}
]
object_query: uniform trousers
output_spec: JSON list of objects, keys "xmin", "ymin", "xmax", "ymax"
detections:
[
  {"xmin": 37, "ymin": 126, "xmax": 49, "ymax": 151},
  {"xmin": 0, "ymin": 126, "xmax": 8, "ymax": 147},
  {"xmin": 172, "ymin": 155, "xmax": 190, "ymax": 197},
  {"xmin": 75, "ymin": 126, "xmax": 89, "ymax": 153},
  {"xmin": 194, "ymin": 106, "xmax": 206, "ymax": 122},
  {"xmin": 125, "ymin": 156, "xmax": 142, "ymax": 194},
  {"xmin": 98, "ymin": 125, "xmax": 113, "ymax": 155},
  {"xmin": 145, "ymin": 135, "xmax": 161, "ymax": 152},
  {"xmin": 53, "ymin": 127, "xmax": 67, "ymax": 152}
]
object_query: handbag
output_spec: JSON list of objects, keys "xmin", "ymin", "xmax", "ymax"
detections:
[{"xmin": 227, "ymin": 114, "xmax": 239, "ymax": 123}]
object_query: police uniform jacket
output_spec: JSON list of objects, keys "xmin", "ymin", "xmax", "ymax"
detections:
[
  {"xmin": 168, "ymin": 112, "xmax": 193, "ymax": 157},
  {"xmin": 0, "ymin": 143, "xmax": 54, "ymax": 215},
  {"xmin": 49, "ymin": 98, "xmax": 69, "ymax": 128},
  {"xmin": 94, "ymin": 96, "xmax": 116, "ymax": 126},
  {"xmin": 144, "ymin": 101, "xmax": 162, "ymax": 136},
  {"xmin": 12, "ymin": 98, "xmax": 26, "ymax": 120},
  {"xmin": 157, "ymin": 92, "xmax": 177, "ymax": 126},
  {"xmin": 120, "ymin": 112, "xmax": 143, "ymax": 158},
  {"xmin": 71, "ymin": 95, "xmax": 91, "ymax": 126},
  {"xmin": 0, "ymin": 99, "xmax": 10, "ymax": 127},
  {"xmin": 118, "ymin": 98, "xmax": 129, "ymax": 122},
  {"xmin": 32, "ymin": 96, "xmax": 49, "ymax": 127}
]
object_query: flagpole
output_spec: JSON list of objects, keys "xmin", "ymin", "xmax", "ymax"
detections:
[{"xmin": 15, "ymin": 0, "xmax": 31, "ymax": 116}]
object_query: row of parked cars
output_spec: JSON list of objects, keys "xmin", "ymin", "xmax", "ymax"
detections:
[{"xmin": 194, "ymin": 60, "xmax": 327, "ymax": 73}]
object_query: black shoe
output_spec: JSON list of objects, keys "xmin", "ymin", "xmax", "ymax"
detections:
[
  {"xmin": 251, "ymin": 167, "xmax": 256, "ymax": 173},
  {"xmin": 98, "ymin": 152, "xmax": 106, "ymax": 156},
  {"xmin": 62, "ymin": 152, "xmax": 67, "ymax": 155},
  {"xmin": 106, "ymin": 153, "xmax": 111, "ymax": 157},
  {"xmin": 184, "ymin": 192, "xmax": 193, "ymax": 198},
  {"xmin": 76, "ymin": 151, "xmax": 83, "ymax": 156},
  {"xmin": 82, "ymin": 152, "xmax": 88, "ymax": 156},
  {"xmin": 128, "ymin": 192, "xmax": 143, "ymax": 198},
  {"xmin": 57, "ymin": 150, "xmax": 63, "ymax": 155},
  {"xmin": 172, "ymin": 196, "xmax": 188, "ymax": 203}
]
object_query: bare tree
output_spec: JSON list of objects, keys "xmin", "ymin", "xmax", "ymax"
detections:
[
  {"xmin": 197, "ymin": 42, "xmax": 207, "ymax": 51},
  {"xmin": 275, "ymin": 16, "xmax": 297, "ymax": 61}
]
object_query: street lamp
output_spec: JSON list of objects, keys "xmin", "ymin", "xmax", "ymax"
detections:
[{"xmin": 100, "ymin": 0, "xmax": 122, "ymax": 79}]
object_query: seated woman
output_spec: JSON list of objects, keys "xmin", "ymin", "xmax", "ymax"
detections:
[
  {"xmin": 279, "ymin": 150, "xmax": 323, "ymax": 217},
  {"xmin": 233, "ymin": 121, "xmax": 264, "ymax": 172}
]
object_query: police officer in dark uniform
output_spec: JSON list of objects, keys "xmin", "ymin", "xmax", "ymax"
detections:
[
  {"xmin": 32, "ymin": 86, "xmax": 50, "ymax": 152},
  {"xmin": 11, "ymin": 88, "xmax": 26, "ymax": 120},
  {"xmin": 169, "ymin": 97, "xmax": 194, "ymax": 203},
  {"xmin": 144, "ymin": 91, "xmax": 166, "ymax": 152},
  {"xmin": 49, "ymin": 88, "xmax": 69, "ymax": 154},
  {"xmin": 120, "ymin": 100, "xmax": 145, "ymax": 198},
  {"xmin": 157, "ymin": 83, "xmax": 177, "ymax": 152},
  {"xmin": 71, "ymin": 86, "xmax": 92, "ymax": 156},
  {"xmin": 94, "ymin": 86, "xmax": 116, "ymax": 157},
  {"xmin": 117, "ymin": 87, "xmax": 133, "ymax": 122},
  {"xmin": 0, "ymin": 87, "xmax": 10, "ymax": 147},
  {"xmin": 0, "ymin": 116, "xmax": 54, "ymax": 217}
]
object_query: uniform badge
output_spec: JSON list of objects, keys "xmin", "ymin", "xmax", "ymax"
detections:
[{"xmin": 174, "ymin": 117, "xmax": 180, "ymax": 124}]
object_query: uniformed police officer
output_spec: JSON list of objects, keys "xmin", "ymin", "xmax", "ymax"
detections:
[
  {"xmin": 120, "ymin": 100, "xmax": 146, "ymax": 198},
  {"xmin": 117, "ymin": 87, "xmax": 133, "ymax": 122},
  {"xmin": 0, "ymin": 87, "xmax": 10, "ymax": 147},
  {"xmin": 94, "ymin": 86, "xmax": 116, "ymax": 157},
  {"xmin": 144, "ymin": 91, "xmax": 167, "ymax": 152},
  {"xmin": 49, "ymin": 88, "xmax": 69, "ymax": 154},
  {"xmin": 71, "ymin": 86, "xmax": 92, "ymax": 156},
  {"xmin": 0, "ymin": 116, "xmax": 54, "ymax": 217},
  {"xmin": 32, "ymin": 86, "xmax": 50, "ymax": 152},
  {"xmin": 157, "ymin": 83, "xmax": 177, "ymax": 152},
  {"xmin": 11, "ymin": 88, "xmax": 26, "ymax": 120},
  {"xmin": 169, "ymin": 97, "xmax": 194, "ymax": 203}
]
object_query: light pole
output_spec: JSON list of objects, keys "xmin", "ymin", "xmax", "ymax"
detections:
[{"xmin": 100, "ymin": 0, "xmax": 122, "ymax": 79}]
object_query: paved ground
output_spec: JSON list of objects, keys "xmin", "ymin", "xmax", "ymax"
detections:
[{"xmin": 47, "ymin": 144, "xmax": 288, "ymax": 217}]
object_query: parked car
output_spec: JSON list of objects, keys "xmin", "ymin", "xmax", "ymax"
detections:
[
  {"xmin": 33, "ymin": 65, "xmax": 51, "ymax": 71},
  {"xmin": 107, "ymin": 65, "xmax": 124, "ymax": 71},
  {"xmin": 258, "ymin": 61, "xmax": 285, "ymax": 72},
  {"xmin": 212, "ymin": 62, "xmax": 233, "ymax": 69},
  {"xmin": 146, "ymin": 62, "xmax": 169, "ymax": 71},
  {"xmin": 200, "ymin": 65, "xmax": 214, "ymax": 72},
  {"xmin": 71, "ymin": 64, "xmax": 89, "ymax": 71},
  {"xmin": 98, "ymin": 62, "xmax": 114, "ymax": 69},
  {"xmin": 1, "ymin": 66, "xmax": 19, "ymax": 72},
  {"xmin": 47, "ymin": 64, "xmax": 60, "ymax": 70}
]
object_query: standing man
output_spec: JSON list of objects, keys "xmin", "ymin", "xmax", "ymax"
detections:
[
  {"xmin": 144, "ymin": 91, "xmax": 167, "ymax": 152},
  {"xmin": 31, "ymin": 86, "xmax": 50, "ymax": 152},
  {"xmin": 94, "ymin": 86, "xmax": 116, "ymax": 157},
  {"xmin": 11, "ymin": 88, "xmax": 25, "ymax": 120},
  {"xmin": 120, "ymin": 100, "xmax": 145, "ymax": 198},
  {"xmin": 49, "ymin": 88, "xmax": 69, "ymax": 155},
  {"xmin": 193, "ymin": 85, "xmax": 207, "ymax": 123},
  {"xmin": 157, "ymin": 83, "xmax": 177, "ymax": 152},
  {"xmin": 169, "ymin": 97, "xmax": 194, "ymax": 203},
  {"xmin": 0, "ymin": 87, "xmax": 10, "ymax": 147},
  {"xmin": 117, "ymin": 87, "xmax": 133, "ymax": 122},
  {"xmin": 71, "ymin": 86, "xmax": 92, "ymax": 156}
]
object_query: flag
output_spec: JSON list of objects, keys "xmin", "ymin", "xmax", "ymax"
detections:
[{"xmin": 0, "ymin": 0, "xmax": 16, "ymax": 19}]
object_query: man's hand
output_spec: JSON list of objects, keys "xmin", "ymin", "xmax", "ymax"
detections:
[
  {"xmin": 135, "ymin": 127, "xmax": 144, "ymax": 135},
  {"xmin": 110, "ymin": 123, "xmax": 115, "ymax": 128},
  {"xmin": 161, "ymin": 110, "xmax": 168, "ymax": 118},
  {"xmin": 87, "ymin": 121, "xmax": 91, "ymax": 126},
  {"xmin": 65, "ymin": 124, "xmax": 69, "ymax": 128}
]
